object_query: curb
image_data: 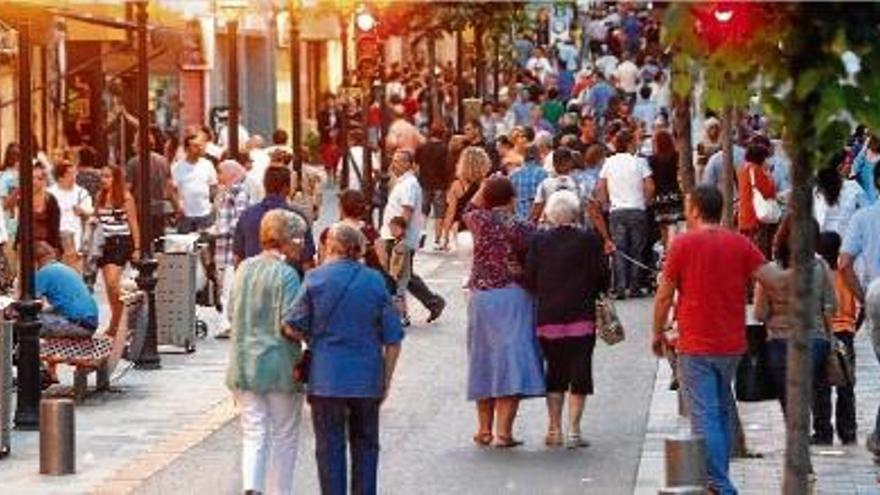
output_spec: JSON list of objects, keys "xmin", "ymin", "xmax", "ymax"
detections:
[
  {"xmin": 633, "ymin": 358, "xmax": 690, "ymax": 495},
  {"xmin": 91, "ymin": 397, "xmax": 237, "ymax": 495}
]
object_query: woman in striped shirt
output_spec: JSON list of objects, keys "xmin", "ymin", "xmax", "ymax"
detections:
[{"xmin": 95, "ymin": 164, "xmax": 140, "ymax": 336}]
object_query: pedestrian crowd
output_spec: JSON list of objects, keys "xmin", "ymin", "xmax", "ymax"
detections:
[{"xmin": 2, "ymin": 2, "xmax": 880, "ymax": 495}]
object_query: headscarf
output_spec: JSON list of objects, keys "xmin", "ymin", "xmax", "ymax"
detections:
[{"xmin": 219, "ymin": 159, "xmax": 246, "ymax": 185}]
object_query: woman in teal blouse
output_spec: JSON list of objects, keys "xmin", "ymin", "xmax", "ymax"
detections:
[{"xmin": 226, "ymin": 208, "xmax": 307, "ymax": 495}]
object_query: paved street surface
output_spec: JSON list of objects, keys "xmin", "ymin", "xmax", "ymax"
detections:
[
  {"xmin": 636, "ymin": 319, "xmax": 880, "ymax": 494},
  {"xmin": 133, "ymin": 247, "xmax": 658, "ymax": 495}
]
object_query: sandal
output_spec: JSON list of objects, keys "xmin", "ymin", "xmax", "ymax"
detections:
[
  {"xmin": 545, "ymin": 429, "xmax": 563, "ymax": 447},
  {"xmin": 566, "ymin": 432, "xmax": 590, "ymax": 449},
  {"xmin": 493, "ymin": 436, "xmax": 523, "ymax": 449},
  {"xmin": 472, "ymin": 432, "xmax": 493, "ymax": 446}
]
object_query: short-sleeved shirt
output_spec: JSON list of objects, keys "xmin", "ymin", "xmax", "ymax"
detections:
[
  {"xmin": 510, "ymin": 162, "xmax": 548, "ymax": 218},
  {"xmin": 533, "ymin": 174, "xmax": 583, "ymax": 207},
  {"xmin": 702, "ymin": 145, "xmax": 746, "ymax": 191},
  {"xmin": 36, "ymin": 261, "xmax": 99, "ymax": 328},
  {"xmin": 381, "ymin": 172, "xmax": 424, "ymax": 249},
  {"xmin": 662, "ymin": 227, "xmax": 766, "ymax": 355},
  {"xmin": 171, "ymin": 157, "xmax": 217, "ymax": 218},
  {"xmin": 284, "ymin": 260, "xmax": 404, "ymax": 398},
  {"xmin": 599, "ymin": 152, "xmax": 652, "ymax": 211},
  {"xmin": 841, "ymin": 203, "xmax": 880, "ymax": 283}
]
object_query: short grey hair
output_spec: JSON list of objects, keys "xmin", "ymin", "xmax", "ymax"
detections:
[
  {"xmin": 260, "ymin": 209, "xmax": 307, "ymax": 249},
  {"xmin": 535, "ymin": 131, "xmax": 553, "ymax": 150},
  {"xmin": 326, "ymin": 222, "xmax": 366, "ymax": 259},
  {"xmin": 544, "ymin": 190, "xmax": 582, "ymax": 226}
]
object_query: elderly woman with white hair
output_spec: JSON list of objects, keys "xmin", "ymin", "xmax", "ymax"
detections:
[
  {"xmin": 284, "ymin": 222, "xmax": 404, "ymax": 495},
  {"xmin": 214, "ymin": 159, "xmax": 253, "ymax": 337},
  {"xmin": 226, "ymin": 208, "xmax": 307, "ymax": 495},
  {"xmin": 524, "ymin": 190, "xmax": 610, "ymax": 449}
]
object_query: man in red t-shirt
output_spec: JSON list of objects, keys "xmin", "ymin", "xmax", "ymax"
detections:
[{"xmin": 652, "ymin": 185, "xmax": 784, "ymax": 495}]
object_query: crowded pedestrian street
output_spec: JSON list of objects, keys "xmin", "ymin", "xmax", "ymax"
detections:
[{"xmin": 2, "ymin": 1, "xmax": 880, "ymax": 494}]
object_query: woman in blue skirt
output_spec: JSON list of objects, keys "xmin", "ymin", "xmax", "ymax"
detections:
[{"xmin": 463, "ymin": 173, "xmax": 545, "ymax": 448}]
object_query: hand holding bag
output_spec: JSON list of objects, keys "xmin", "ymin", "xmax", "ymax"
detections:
[
  {"xmin": 596, "ymin": 295, "xmax": 625, "ymax": 346},
  {"xmin": 293, "ymin": 265, "xmax": 362, "ymax": 385},
  {"xmin": 749, "ymin": 167, "xmax": 782, "ymax": 224},
  {"xmin": 824, "ymin": 338, "xmax": 855, "ymax": 387}
]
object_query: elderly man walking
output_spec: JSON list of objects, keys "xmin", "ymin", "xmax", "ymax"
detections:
[
  {"xmin": 840, "ymin": 165, "xmax": 880, "ymax": 461},
  {"xmin": 652, "ymin": 185, "xmax": 784, "ymax": 495},
  {"xmin": 381, "ymin": 149, "xmax": 446, "ymax": 323}
]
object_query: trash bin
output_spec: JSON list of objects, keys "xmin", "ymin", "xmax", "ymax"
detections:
[
  {"xmin": 0, "ymin": 320, "xmax": 11, "ymax": 458},
  {"xmin": 155, "ymin": 234, "xmax": 199, "ymax": 353}
]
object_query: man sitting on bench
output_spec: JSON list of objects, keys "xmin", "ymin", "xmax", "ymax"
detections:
[{"xmin": 34, "ymin": 241, "xmax": 99, "ymax": 338}]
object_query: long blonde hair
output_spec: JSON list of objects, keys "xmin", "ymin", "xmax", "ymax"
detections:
[{"xmin": 455, "ymin": 146, "xmax": 491, "ymax": 185}]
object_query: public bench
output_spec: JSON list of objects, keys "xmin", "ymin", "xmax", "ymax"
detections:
[{"xmin": 40, "ymin": 290, "xmax": 143, "ymax": 401}]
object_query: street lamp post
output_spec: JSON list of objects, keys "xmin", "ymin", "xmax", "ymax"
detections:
[
  {"xmin": 221, "ymin": 0, "xmax": 247, "ymax": 161},
  {"xmin": 131, "ymin": 0, "xmax": 161, "ymax": 370},
  {"xmin": 13, "ymin": 20, "xmax": 43, "ymax": 431},
  {"xmin": 289, "ymin": 0, "xmax": 303, "ymax": 190},
  {"xmin": 455, "ymin": 27, "xmax": 464, "ymax": 132},
  {"xmin": 339, "ymin": 11, "xmax": 350, "ymax": 190}
]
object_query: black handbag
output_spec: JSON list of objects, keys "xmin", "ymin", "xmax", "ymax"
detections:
[{"xmin": 735, "ymin": 323, "xmax": 777, "ymax": 402}]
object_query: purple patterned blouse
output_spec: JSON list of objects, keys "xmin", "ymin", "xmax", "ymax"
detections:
[{"xmin": 464, "ymin": 208, "xmax": 535, "ymax": 290}]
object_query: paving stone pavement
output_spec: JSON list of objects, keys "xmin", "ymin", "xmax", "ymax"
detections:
[
  {"xmin": 636, "ymin": 325, "xmax": 880, "ymax": 494},
  {"xmin": 129, "ymin": 250, "xmax": 660, "ymax": 495}
]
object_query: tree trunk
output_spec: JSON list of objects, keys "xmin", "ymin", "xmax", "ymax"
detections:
[
  {"xmin": 474, "ymin": 23, "xmax": 485, "ymax": 100},
  {"xmin": 782, "ymin": 6, "xmax": 823, "ymax": 493},
  {"xmin": 720, "ymin": 102, "xmax": 736, "ymax": 228},
  {"xmin": 673, "ymin": 93, "xmax": 695, "ymax": 194}
]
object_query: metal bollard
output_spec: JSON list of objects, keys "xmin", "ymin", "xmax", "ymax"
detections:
[
  {"xmin": 658, "ymin": 487, "xmax": 705, "ymax": 495},
  {"xmin": 0, "ymin": 321, "xmax": 11, "ymax": 458},
  {"xmin": 677, "ymin": 388, "xmax": 690, "ymax": 417},
  {"xmin": 39, "ymin": 398, "xmax": 75, "ymax": 475},
  {"xmin": 664, "ymin": 433, "xmax": 707, "ymax": 488}
]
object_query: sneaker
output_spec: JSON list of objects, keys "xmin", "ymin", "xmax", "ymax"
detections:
[
  {"xmin": 840, "ymin": 436, "xmax": 857, "ymax": 446},
  {"xmin": 401, "ymin": 315, "xmax": 412, "ymax": 328},
  {"xmin": 427, "ymin": 298, "xmax": 446, "ymax": 323}
]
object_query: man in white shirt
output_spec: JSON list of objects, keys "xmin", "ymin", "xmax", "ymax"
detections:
[
  {"xmin": 48, "ymin": 161, "xmax": 93, "ymax": 269},
  {"xmin": 381, "ymin": 149, "xmax": 445, "ymax": 323},
  {"xmin": 615, "ymin": 55, "xmax": 640, "ymax": 99},
  {"xmin": 525, "ymin": 47, "xmax": 557, "ymax": 86},
  {"xmin": 386, "ymin": 105, "xmax": 425, "ymax": 155},
  {"xmin": 172, "ymin": 132, "xmax": 218, "ymax": 233},
  {"xmin": 596, "ymin": 130, "xmax": 655, "ymax": 298}
]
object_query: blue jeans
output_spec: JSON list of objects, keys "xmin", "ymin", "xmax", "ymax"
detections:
[
  {"xmin": 309, "ymin": 396, "xmax": 381, "ymax": 495},
  {"xmin": 765, "ymin": 337, "xmax": 831, "ymax": 416},
  {"xmin": 609, "ymin": 209, "xmax": 647, "ymax": 293},
  {"xmin": 678, "ymin": 354, "xmax": 740, "ymax": 495}
]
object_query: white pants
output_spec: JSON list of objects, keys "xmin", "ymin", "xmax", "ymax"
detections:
[
  {"xmin": 237, "ymin": 391, "xmax": 304, "ymax": 495},
  {"xmin": 220, "ymin": 267, "xmax": 235, "ymax": 330}
]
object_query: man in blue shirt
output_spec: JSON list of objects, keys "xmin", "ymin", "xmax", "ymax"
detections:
[
  {"xmin": 285, "ymin": 223, "xmax": 403, "ymax": 495},
  {"xmin": 33, "ymin": 241, "xmax": 99, "ymax": 337},
  {"xmin": 840, "ymin": 164, "xmax": 880, "ymax": 460},
  {"xmin": 233, "ymin": 165, "xmax": 316, "ymax": 272},
  {"xmin": 510, "ymin": 145, "xmax": 548, "ymax": 219}
]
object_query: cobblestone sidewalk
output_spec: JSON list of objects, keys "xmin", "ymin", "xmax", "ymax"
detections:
[{"xmin": 636, "ymin": 328, "xmax": 880, "ymax": 494}]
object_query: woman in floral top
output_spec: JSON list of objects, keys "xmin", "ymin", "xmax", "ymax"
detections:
[{"xmin": 463, "ymin": 176, "xmax": 545, "ymax": 448}]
